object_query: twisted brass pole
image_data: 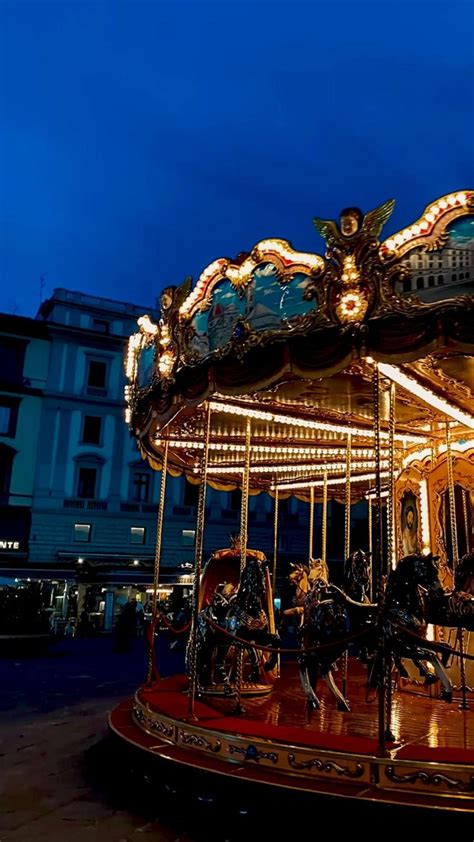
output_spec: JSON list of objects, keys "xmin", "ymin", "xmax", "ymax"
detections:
[
  {"xmin": 343, "ymin": 434, "xmax": 351, "ymax": 700},
  {"xmin": 344, "ymin": 434, "xmax": 351, "ymax": 561},
  {"xmin": 272, "ymin": 487, "xmax": 279, "ymax": 589},
  {"xmin": 387, "ymin": 382, "xmax": 396, "ymax": 570},
  {"xmin": 446, "ymin": 422, "xmax": 459, "ymax": 570},
  {"xmin": 147, "ymin": 440, "xmax": 169, "ymax": 684},
  {"xmin": 188, "ymin": 405, "xmax": 211, "ymax": 717},
  {"xmin": 322, "ymin": 471, "xmax": 328, "ymax": 566},
  {"xmin": 373, "ymin": 363, "xmax": 387, "ymax": 754},
  {"xmin": 309, "ymin": 485, "xmax": 315, "ymax": 563},
  {"xmin": 462, "ymin": 488, "xmax": 470, "ymax": 553},
  {"xmin": 235, "ymin": 417, "xmax": 251, "ymax": 713},
  {"xmin": 368, "ymin": 499, "xmax": 373, "ymax": 601}
]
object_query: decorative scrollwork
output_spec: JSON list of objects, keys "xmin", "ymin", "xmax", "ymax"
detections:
[
  {"xmin": 229, "ymin": 743, "xmax": 278, "ymax": 763},
  {"xmin": 133, "ymin": 705, "xmax": 174, "ymax": 739},
  {"xmin": 385, "ymin": 765, "xmax": 474, "ymax": 792},
  {"xmin": 178, "ymin": 729, "xmax": 222, "ymax": 753},
  {"xmin": 287, "ymin": 753, "xmax": 365, "ymax": 778}
]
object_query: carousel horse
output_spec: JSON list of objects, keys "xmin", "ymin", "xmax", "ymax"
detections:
[
  {"xmin": 283, "ymin": 561, "xmax": 324, "ymax": 625},
  {"xmin": 343, "ymin": 548, "xmax": 372, "ymax": 603},
  {"xmin": 383, "ymin": 552, "xmax": 454, "ymax": 700},
  {"xmin": 428, "ymin": 551, "xmax": 474, "ymax": 630},
  {"xmin": 195, "ymin": 556, "xmax": 280, "ymax": 690},
  {"xmin": 293, "ymin": 553, "xmax": 376, "ymax": 711}
]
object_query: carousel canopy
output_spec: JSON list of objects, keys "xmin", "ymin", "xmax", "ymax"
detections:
[{"xmin": 125, "ymin": 192, "xmax": 474, "ymax": 500}]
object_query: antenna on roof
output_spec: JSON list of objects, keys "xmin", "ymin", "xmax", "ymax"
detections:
[{"xmin": 39, "ymin": 275, "xmax": 45, "ymax": 305}]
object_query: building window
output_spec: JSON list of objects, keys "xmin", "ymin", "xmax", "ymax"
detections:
[
  {"xmin": 428, "ymin": 276, "xmax": 435, "ymax": 287},
  {"xmin": 0, "ymin": 399, "xmax": 19, "ymax": 437},
  {"xmin": 130, "ymin": 526, "xmax": 145, "ymax": 544},
  {"xmin": 0, "ymin": 444, "xmax": 15, "ymax": 497},
  {"xmin": 277, "ymin": 534, "xmax": 288, "ymax": 551},
  {"xmin": 416, "ymin": 277, "xmax": 424, "ymax": 290},
  {"xmin": 229, "ymin": 488, "xmax": 242, "ymax": 511},
  {"xmin": 132, "ymin": 471, "xmax": 151, "ymax": 502},
  {"xmin": 438, "ymin": 275, "xmax": 444, "ymax": 285},
  {"xmin": 452, "ymin": 274, "xmax": 457, "ymax": 282},
  {"xmin": 87, "ymin": 360, "xmax": 107, "ymax": 389},
  {"xmin": 183, "ymin": 481, "xmax": 199, "ymax": 508},
  {"xmin": 82, "ymin": 415, "xmax": 102, "ymax": 445},
  {"xmin": 77, "ymin": 467, "xmax": 97, "ymax": 499},
  {"xmin": 181, "ymin": 529, "xmax": 196, "ymax": 547},
  {"xmin": 92, "ymin": 319, "xmax": 110, "ymax": 333},
  {"xmin": 74, "ymin": 523, "xmax": 91, "ymax": 542},
  {"xmin": 402, "ymin": 278, "xmax": 412, "ymax": 293},
  {"xmin": 0, "ymin": 339, "xmax": 27, "ymax": 386}
]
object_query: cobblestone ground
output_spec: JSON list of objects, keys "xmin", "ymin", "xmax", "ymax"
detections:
[{"xmin": 0, "ymin": 636, "xmax": 197, "ymax": 842}]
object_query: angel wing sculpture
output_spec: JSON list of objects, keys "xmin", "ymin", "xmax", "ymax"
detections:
[{"xmin": 313, "ymin": 199, "xmax": 395, "ymax": 250}]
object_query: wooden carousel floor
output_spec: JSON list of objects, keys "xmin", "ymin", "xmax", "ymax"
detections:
[
  {"xmin": 109, "ymin": 660, "xmax": 474, "ymax": 815},
  {"xmin": 138, "ymin": 660, "xmax": 474, "ymax": 761}
]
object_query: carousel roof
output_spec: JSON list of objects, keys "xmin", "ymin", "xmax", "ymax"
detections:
[{"xmin": 125, "ymin": 192, "xmax": 474, "ymax": 499}]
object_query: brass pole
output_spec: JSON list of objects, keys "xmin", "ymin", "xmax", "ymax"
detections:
[
  {"xmin": 387, "ymin": 382, "xmax": 396, "ymax": 570},
  {"xmin": 322, "ymin": 471, "xmax": 328, "ymax": 566},
  {"xmin": 235, "ymin": 417, "xmax": 251, "ymax": 713},
  {"xmin": 147, "ymin": 440, "xmax": 169, "ymax": 684},
  {"xmin": 272, "ymin": 487, "xmax": 279, "ymax": 590},
  {"xmin": 368, "ymin": 499, "xmax": 373, "ymax": 601},
  {"xmin": 373, "ymin": 363, "xmax": 386, "ymax": 754},
  {"xmin": 344, "ymin": 434, "xmax": 351, "ymax": 561},
  {"xmin": 373, "ymin": 364, "xmax": 383, "ymax": 596},
  {"xmin": 462, "ymin": 488, "xmax": 470, "ymax": 553},
  {"xmin": 188, "ymin": 405, "xmax": 212, "ymax": 717},
  {"xmin": 309, "ymin": 485, "xmax": 315, "ymax": 563},
  {"xmin": 343, "ymin": 434, "xmax": 351, "ymax": 700},
  {"xmin": 446, "ymin": 422, "xmax": 459, "ymax": 569}
]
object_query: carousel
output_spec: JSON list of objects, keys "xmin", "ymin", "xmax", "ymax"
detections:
[{"xmin": 110, "ymin": 192, "xmax": 474, "ymax": 817}]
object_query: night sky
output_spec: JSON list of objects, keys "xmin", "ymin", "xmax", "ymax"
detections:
[{"xmin": 1, "ymin": 0, "xmax": 473, "ymax": 317}]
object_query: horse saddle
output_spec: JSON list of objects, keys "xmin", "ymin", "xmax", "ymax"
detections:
[{"xmin": 232, "ymin": 607, "xmax": 267, "ymax": 631}]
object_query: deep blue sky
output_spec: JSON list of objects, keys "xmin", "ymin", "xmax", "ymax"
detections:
[{"xmin": 1, "ymin": 0, "xmax": 473, "ymax": 316}]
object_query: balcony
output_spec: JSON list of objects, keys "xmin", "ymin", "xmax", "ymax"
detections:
[
  {"xmin": 86, "ymin": 386, "xmax": 108, "ymax": 398},
  {"xmin": 64, "ymin": 498, "xmax": 85, "ymax": 509},
  {"xmin": 63, "ymin": 498, "xmax": 108, "ymax": 511},
  {"xmin": 172, "ymin": 505, "xmax": 195, "ymax": 517},
  {"xmin": 120, "ymin": 502, "xmax": 140, "ymax": 513},
  {"xmin": 120, "ymin": 502, "xmax": 156, "ymax": 514},
  {"xmin": 86, "ymin": 500, "xmax": 108, "ymax": 511}
]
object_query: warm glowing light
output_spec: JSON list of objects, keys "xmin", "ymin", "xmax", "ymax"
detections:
[
  {"xmin": 419, "ymin": 478, "xmax": 431, "ymax": 554},
  {"xmin": 155, "ymin": 438, "xmax": 392, "ymax": 457},
  {"xmin": 377, "ymin": 363, "xmax": 474, "ymax": 429},
  {"xmin": 207, "ymin": 460, "xmax": 389, "ymax": 475},
  {"xmin": 137, "ymin": 314, "xmax": 158, "ymax": 335},
  {"xmin": 208, "ymin": 400, "xmax": 424, "ymax": 443},
  {"xmin": 125, "ymin": 332, "xmax": 143, "ymax": 379},
  {"xmin": 403, "ymin": 447, "xmax": 431, "ymax": 467},
  {"xmin": 274, "ymin": 471, "xmax": 390, "ymax": 491},
  {"xmin": 178, "ymin": 239, "xmax": 325, "ymax": 318},
  {"xmin": 438, "ymin": 438, "xmax": 474, "ymax": 454}
]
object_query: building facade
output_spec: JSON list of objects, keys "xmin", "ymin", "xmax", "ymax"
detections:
[
  {"xmin": 0, "ymin": 314, "xmax": 50, "ymax": 568},
  {"xmin": 0, "ymin": 289, "xmax": 369, "ymax": 630},
  {"xmin": 399, "ymin": 243, "xmax": 474, "ymax": 300}
]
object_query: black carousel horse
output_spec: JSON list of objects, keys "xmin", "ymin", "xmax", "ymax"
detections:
[
  {"xmin": 296, "ymin": 550, "xmax": 376, "ymax": 711},
  {"xmin": 428, "ymin": 551, "xmax": 474, "ymax": 630},
  {"xmin": 383, "ymin": 552, "xmax": 454, "ymax": 700},
  {"xmin": 195, "ymin": 556, "xmax": 280, "ymax": 692},
  {"xmin": 343, "ymin": 548, "xmax": 372, "ymax": 603}
]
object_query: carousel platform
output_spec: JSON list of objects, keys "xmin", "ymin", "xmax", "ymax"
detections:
[{"xmin": 109, "ymin": 660, "xmax": 474, "ymax": 816}]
